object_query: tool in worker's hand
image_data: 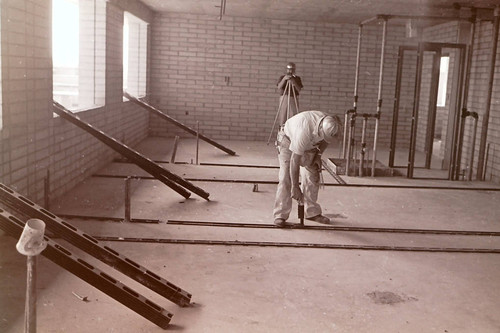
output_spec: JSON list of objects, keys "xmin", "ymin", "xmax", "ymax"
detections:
[{"xmin": 298, "ymin": 200, "xmax": 304, "ymax": 226}]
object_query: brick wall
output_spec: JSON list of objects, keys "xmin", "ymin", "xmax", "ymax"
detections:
[
  {"xmin": 466, "ymin": 20, "xmax": 500, "ymax": 182},
  {"xmin": 149, "ymin": 14, "xmax": 408, "ymax": 145},
  {"xmin": 0, "ymin": 0, "xmax": 153, "ymax": 204}
]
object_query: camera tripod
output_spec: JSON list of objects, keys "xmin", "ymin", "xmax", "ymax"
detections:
[{"xmin": 267, "ymin": 78, "xmax": 300, "ymax": 144}]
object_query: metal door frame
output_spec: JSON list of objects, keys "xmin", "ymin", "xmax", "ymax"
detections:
[{"xmin": 388, "ymin": 42, "xmax": 466, "ymax": 179}]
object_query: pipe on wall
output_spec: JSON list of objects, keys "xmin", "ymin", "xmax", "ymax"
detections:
[{"xmin": 476, "ymin": 6, "xmax": 499, "ymax": 180}]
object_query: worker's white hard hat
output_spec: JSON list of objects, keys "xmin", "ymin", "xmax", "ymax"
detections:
[{"xmin": 322, "ymin": 115, "xmax": 341, "ymax": 143}]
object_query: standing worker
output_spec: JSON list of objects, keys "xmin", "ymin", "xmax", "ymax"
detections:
[
  {"xmin": 273, "ymin": 111, "xmax": 341, "ymax": 227},
  {"xmin": 276, "ymin": 62, "xmax": 303, "ymax": 127}
]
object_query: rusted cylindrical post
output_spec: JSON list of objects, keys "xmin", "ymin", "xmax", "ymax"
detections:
[
  {"xmin": 16, "ymin": 219, "xmax": 47, "ymax": 333},
  {"xmin": 170, "ymin": 136, "xmax": 180, "ymax": 164}
]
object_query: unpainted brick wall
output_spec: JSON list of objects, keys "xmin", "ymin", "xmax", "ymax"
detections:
[{"xmin": 149, "ymin": 13, "xmax": 410, "ymax": 146}]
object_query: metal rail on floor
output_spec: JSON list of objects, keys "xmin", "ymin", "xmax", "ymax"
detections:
[
  {"xmin": 0, "ymin": 183, "xmax": 192, "ymax": 307},
  {"xmin": 166, "ymin": 219, "xmax": 500, "ymax": 236},
  {"xmin": 0, "ymin": 208, "xmax": 173, "ymax": 329},
  {"xmin": 53, "ymin": 101, "xmax": 210, "ymax": 200},
  {"xmin": 91, "ymin": 174, "xmax": 500, "ymax": 191},
  {"xmin": 92, "ymin": 236, "xmax": 500, "ymax": 254},
  {"xmin": 123, "ymin": 92, "xmax": 236, "ymax": 156}
]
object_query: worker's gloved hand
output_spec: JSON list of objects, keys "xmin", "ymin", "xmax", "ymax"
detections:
[{"xmin": 292, "ymin": 185, "xmax": 303, "ymax": 202}]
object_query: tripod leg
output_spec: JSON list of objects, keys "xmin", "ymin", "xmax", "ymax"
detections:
[
  {"xmin": 287, "ymin": 81, "xmax": 292, "ymax": 120},
  {"xmin": 267, "ymin": 81, "xmax": 291, "ymax": 145},
  {"xmin": 291, "ymin": 85, "xmax": 299, "ymax": 116}
]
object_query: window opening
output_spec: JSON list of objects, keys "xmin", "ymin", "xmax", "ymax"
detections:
[
  {"xmin": 436, "ymin": 56, "xmax": 449, "ymax": 107},
  {"xmin": 52, "ymin": 0, "xmax": 105, "ymax": 111},
  {"xmin": 123, "ymin": 12, "xmax": 148, "ymax": 98}
]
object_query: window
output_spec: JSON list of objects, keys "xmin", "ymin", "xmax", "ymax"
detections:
[
  {"xmin": 0, "ymin": 4, "xmax": 3, "ymax": 130},
  {"xmin": 52, "ymin": 0, "xmax": 105, "ymax": 111},
  {"xmin": 436, "ymin": 56, "xmax": 449, "ymax": 107},
  {"xmin": 123, "ymin": 12, "xmax": 148, "ymax": 98}
]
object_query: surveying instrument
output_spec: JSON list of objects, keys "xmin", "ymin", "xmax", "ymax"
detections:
[{"xmin": 267, "ymin": 75, "xmax": 300, "ymax": 144}]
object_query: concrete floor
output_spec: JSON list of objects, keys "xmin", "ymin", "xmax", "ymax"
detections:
[{"xmin": 1, "ymin": 137, "xmax": 500, "ymax": 332}]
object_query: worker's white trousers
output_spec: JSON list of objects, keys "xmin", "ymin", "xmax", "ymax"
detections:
[{"xmin": 273, "ymin": 145, "xmax": 322, "ymax": 220}]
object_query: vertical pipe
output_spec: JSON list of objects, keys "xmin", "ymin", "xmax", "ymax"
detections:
[
  {"xmin": 124, "ymin": 176, "xmax": 131, "ymax": 222},
  {"xmin": 449, "ymin": 46, "xmax": 467, "ymax": 180},
  {"xmin": 353, "ymin": 25, "xmax": 363, "ymax": 105},
  {"xmin": 455, "ymin": 14, "xmax": 477, "ymax": 179},
  {"xmin": 196, "ymin": 121, "xmax": 200, "ymax": 165},
  {"xmin": 372, "ymin": 18, "xmax": 388, "ymax": 177},
  {"xmin": 342, "ymin": 113, "xmax": 349, "ymax": 158},
  {"xmin": 345, "ymin": 114, "xmax": 355, "ymax": 176},
  {"xmin": 425, "ymin": 50, "xmax": 442, "ymax": 169},
  {"xmin": 468, "ymin": 116, "xmax": 478, "ymax": 180},
  {"xmin": 483, "ymin": 142, "xmax": 490, "ymax": 180},
  {"xmin": 408, "ymin": 43, "xmax": 425, "ymax": 178},
  {"xmin": 287, "ymin": 81, "xmax": 291, "ymax": 120},
  {"xmin": 25, "ymin": 256, "xmax": 36, "ymax": 333},
  {"xmin": 389, "ymin": 46, "xmax": 406, "ymax": 168},
  {"xmin": 359, "ymin": 117, "xmax": 367, "ymax": 177},
  {"xmin": 344, "ymin": 25, "xmax": 363, "ymax": 160},
  {"xmin": 476, "ymin": 6, "xmax": 500, "ymax": 180}
]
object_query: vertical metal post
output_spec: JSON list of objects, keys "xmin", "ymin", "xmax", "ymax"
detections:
[
  {"xmin": 345, "ymin": 114, "xmax": 355, "ymax": 176},
  {"xmin": 455, "ymin": 12, "xmax": 477, "ymax": 180},
  {"xmin": 476, "ymin": 6, "xmax": 499, "ymax": 180},
  {"xmin": 196, "ymin": 121, "xmax": 200, "ymax": 165},
  {"xmin": 359, "ymin": 116, "xmax": 367, "ymax": 177},
  {"xmin": 468, "ymin": 115, "xmax": 478, "ymax": 181},
  {"xmin": 372, "ymin": 17, "xmax": 388, "ymax": 177},
  {"xmin": 344, "ymin": 25, "xmax": 363, "ymax": 160},
  {"xmin": 16, "ymin": 219, "xmax": 47, "ymax": 333},
  {"xmin": 170, "ymin": 136, "xmax": 180, "ymax": 164},
  {"xmin": 408, "ymin": 43, "xmax": 425, "ymax": 178},
  {"xmin": 483, "ymin": 143, "xmax": 490, "ymax": 180},
  {"xmin": 25, "ymin": 256, "xmax": 37, "ymax": 333},
  {"xmin": 124, "ymin": 176, "xmax": 131, "ymax": 222},
  {"xmin": 389, "ymin": 46, "xmax": 407, "ymax": 168},
  {"xmin": 449, "ymin": 46, "xmax": 467, "ymax": 180},
  {"xmin": 342, "ymin": 112, "xmax": 349, "ymax": 158},
  {"xmin": 424, "ymin": 50, "xmax": 442, "ymax": 169}
]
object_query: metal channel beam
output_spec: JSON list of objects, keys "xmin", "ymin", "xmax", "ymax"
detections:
[
  {"xmin": 53, "ymin": 101, "xmax": 210, "ymax": 201},
  {"xmin": 123, "ymin": 92, "xmax": 236, "ymax": 156},
  {"xmin": 93, "ymin": 236, "xmax": 500, "ymax": 254},
  {"xmin": 0, "ymin": 183, "xmax": 192, "ymax": 307},
  {"xmin": 0, "ymin": 208, "xmax": 173, "ymax": 329}
]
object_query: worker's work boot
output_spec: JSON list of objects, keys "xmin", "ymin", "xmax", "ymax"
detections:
[
  {"xmin": 306, "ymin": 214, "xmax": 330, "ymax": 224},
  {"xmin": 274, "ymin": 218, "xmax": 295, "ymax": 228}
]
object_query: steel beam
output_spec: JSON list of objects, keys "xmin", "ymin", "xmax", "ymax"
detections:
[
  {"xmin": 0, "ymin": 208, "xmax": 173, "ymax": 329},
  {"xmin": 123, "ymin": 92, "xmax": 236, "ymax": 156},
  {"xmin": 0, "ymin": 183, "xmax": 192, "ymax": 307},
  {"xmin": 53, "ymin": 101, "xmax": 210, "ymax": 200}
]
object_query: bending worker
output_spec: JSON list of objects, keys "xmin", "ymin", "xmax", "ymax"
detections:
[
  {"xmin": 273, "ymin": 110, "xmax": 341, "ymax": 227},
  {"xmin": 276, "ymin": 62, "xmax": 303, "ymax": 127}
]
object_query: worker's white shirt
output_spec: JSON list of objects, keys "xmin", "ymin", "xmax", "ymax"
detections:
[{"xmin": 283, "ymin": 111, "xmax": 326, "ymax": 155}]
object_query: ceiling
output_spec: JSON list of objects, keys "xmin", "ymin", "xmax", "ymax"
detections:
[{"xmin": 140, "ymin": 0, "xmax": 498, "ymax": 24}]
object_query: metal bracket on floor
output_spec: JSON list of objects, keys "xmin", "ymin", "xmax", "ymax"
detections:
[
  {"xmin": 52, "ymin": 101, "xmax": 210, "ymax": 201},
  {"xmin": 0, "ymin": 183, "xmax": 192, "ymax": 307},
  {"xmin": 0, "ymin": 208, "xmax": 173, "ymax": 329},
  {"xmin": 123, "ymin": 92, "xmax": 236, "ymax": 156}
]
